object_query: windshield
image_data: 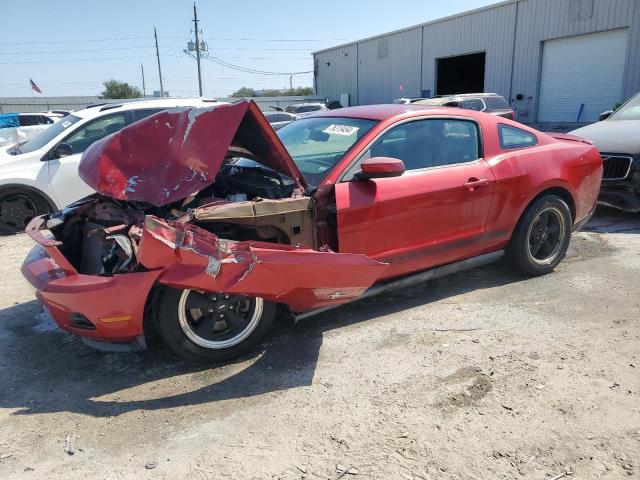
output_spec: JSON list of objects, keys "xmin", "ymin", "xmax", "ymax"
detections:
[
  {"xmin": 15, "ymin": 114, "xmax": 82, "ymax": 154},
  {"xmin": 277, "ymin": 117, "xmax": 377, "ymax": 186},
  {"xmin": 609, "ymin": 92, "xmax": 640, "ymax": 120}
]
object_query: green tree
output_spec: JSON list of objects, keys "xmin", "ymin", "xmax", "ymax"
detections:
[
  {"xmin": 232, "ymin": 87, "xmax": 256, "ymax": 97},
  {"xmin": 291, "ymin": 86, "xmax": 314, "ymax": 96},
  {"xmin": 100, "ymin": 79, "xmax": 143, "ymax": 99},
  {"xmin": 231, "ymin": 86, "xmax": 315, "ymax": 97}
]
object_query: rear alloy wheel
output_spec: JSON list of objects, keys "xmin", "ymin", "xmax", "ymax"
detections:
[
  {"xmin": 153, "ymin": 287, "xmax": 276, "ymax": 362},
  {"xmin": 526, "ymin": 207, "xmax": 566, "ymax": 266},
  {"xmin": 507, "ymin": 195, "xmax": 572, "ymax": 276},
  {"xmin": 0, "ymin": 190, "xmax": 49, "ymax": 234}
]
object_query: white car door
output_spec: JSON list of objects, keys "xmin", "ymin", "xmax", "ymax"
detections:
[{"xmin": 46, "ymin": 112, "xmax": 126, "ymax": 207}]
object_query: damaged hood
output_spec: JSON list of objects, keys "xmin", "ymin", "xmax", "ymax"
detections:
[{"xmin": 79, "ymin": 100, "xmax": 306, "ymax": 206}]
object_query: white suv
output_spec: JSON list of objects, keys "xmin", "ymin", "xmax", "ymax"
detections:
[{"xmin": 0, "ymin": 98, "xmax": 225, "ymax": 233}]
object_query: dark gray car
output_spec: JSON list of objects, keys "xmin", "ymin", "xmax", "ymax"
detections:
[{"xmin": 571, "ymin": 92, "xmax": 640, "ymax": 213}]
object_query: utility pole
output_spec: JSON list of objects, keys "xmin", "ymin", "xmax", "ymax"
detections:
[
  {"xmin": 154, "ymin": 27, "xmax": 164, "ymax": 97},
  {"xmin": 193, "ymin": 3, "xmax": 203, "ymax": 97},
  {"xmin": 289, "ymin": 75, "xmax": 293, "ymax": 94},
  {"xmin": 140, "ymin": 63, "xmax": 146, "ymax": 97}
]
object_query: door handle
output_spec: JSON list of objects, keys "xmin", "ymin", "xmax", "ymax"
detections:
[{"xmin": 463, "ymin": 178, "xmax": 490, "ymax": 191}]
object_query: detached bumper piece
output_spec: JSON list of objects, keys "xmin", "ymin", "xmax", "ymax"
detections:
[
  {"xmin": 138, "ymin": 216, "xmax": 389, "ymax": 312},
  {"xmin": 21, "ymin": 216, "xmax": 161, "ymax": 344}
]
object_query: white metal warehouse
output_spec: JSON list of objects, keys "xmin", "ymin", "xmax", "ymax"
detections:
[{"xmin": 312, "ymin": 0, "xmax": 640, "ymax": 124}]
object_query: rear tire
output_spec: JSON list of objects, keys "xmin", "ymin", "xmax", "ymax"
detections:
[
  {"xmin": 0, "ymin": 188, "xmax": 50, "ymax": 234},
  {"xmin": 153, "ymin": 287, "xmax": 276, "ymax": 363},
  {"xmin": 507, "ymin": 194, "xmax": 572, "ymax": 276}
]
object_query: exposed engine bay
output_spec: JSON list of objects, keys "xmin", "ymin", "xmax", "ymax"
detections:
[{"xmin": 46, "ymin": 157, "xmax": 314, "ymax": 276}]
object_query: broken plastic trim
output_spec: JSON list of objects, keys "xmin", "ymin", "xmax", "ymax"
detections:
[
  {"xmin": 136, "ymin": 215, "xmax": 389, "ymax": 312},
  {"xmin": 295, "ymin": 249, "xmax": 505, "ymax": 322}
]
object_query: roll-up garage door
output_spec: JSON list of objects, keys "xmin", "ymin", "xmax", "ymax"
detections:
[{"xmin": 538, "ymin": 29, "xmax": 628, "ymax": 123}]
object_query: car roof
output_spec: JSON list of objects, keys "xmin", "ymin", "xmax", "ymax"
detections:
[
  {"xmin": 435, "ymin": 93, "xmax": 501, "ymax": 98},
  {"xmin": 72, "ymin": 98, "xmax": 226, "ymax": 120},
  {"xmin": 290, "ymin": 103, "xmax": 325, "ymax": 108}
]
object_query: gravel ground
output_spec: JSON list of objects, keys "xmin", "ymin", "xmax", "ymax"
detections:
[{"xmin": 0, "ymin": 206, "xmax": 638, "ymax": 480}]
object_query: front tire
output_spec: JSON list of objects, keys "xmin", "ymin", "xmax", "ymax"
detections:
[
  {"xmin": 0, "ymin": 188, "xmax": 50, "ymax": 234},
  {"xmin": 153, "ymin": 287, "xmax": 276, "ymax": 362},
  {"xmin": 507, "ymin": 195, "xmax": 572, "ymax": 276}
]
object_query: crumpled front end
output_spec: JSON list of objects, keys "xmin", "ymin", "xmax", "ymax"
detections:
[
  {"xmin": 21, "ymin": 100, "xmax": 389, "ymax": 347},
  {"xmin": 21, "ymin": 195, "xmax": 387, "ymax": 346},
  {"xmin": 21, "ymin": 214, "xmax": 162, "ymax": 343}
]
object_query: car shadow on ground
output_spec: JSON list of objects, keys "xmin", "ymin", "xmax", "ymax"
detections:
[
  {"xmin": 582, "ymin": 205, "xmax": 640, "ymax": 234},
  {"xmin": 0, "ymin": 260, "xmax": 525, "ymax": 418}
]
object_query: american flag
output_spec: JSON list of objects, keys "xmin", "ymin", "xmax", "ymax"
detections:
[{"xmin": 30, "ymin": 78, "xmax": 42, "ymax": 94}]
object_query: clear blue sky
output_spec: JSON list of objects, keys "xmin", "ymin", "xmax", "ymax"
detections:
[{"xmin": 0, "ymin": 0, "xmax": 496, "ymax": 98}]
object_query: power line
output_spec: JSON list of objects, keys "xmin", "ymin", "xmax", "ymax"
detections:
[
  {"xmin": 202, "ymin": 55, "xmax": 312, "ymax": 76},
  {"xmin": 162, "ymin": 35, "xmax": 349, "ymax": 42},
  {"xmin": 0, "ymin": 35, "xmax": 350, "ymax": 46},
  {"xmin": 1, "ymin": 36, "xmax": 153, "ymax": 45},
  {"xmin": 0, "ymin": 45, "xmax": 169, "ymax": 55},
  {"xmin": 0, "ymin": 55, "xmax": 157, "ymax": 65},
  {"xmin": 208, "ymin": 47, "xmax": 315, "ymax": 51}
]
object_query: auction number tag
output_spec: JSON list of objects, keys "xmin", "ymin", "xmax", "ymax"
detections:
[
  {"xmin": 61, "ymin": 120, "xmax": 72, "ymax": 128},
  {"xmin": 323, "ymin": 124, "xmax": 359, "ymax": 136}
]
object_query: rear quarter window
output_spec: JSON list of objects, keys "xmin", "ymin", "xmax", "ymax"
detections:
[
  {"xmin": 461, "ymin": 99, "xmax": 485, "ymax": 111},
  {"xmin": 18, "ymin": 115, "xmax": 38, "ymax": 127},
  {"xmin": 484, "ymin": 96, "xmax": 511, "ymax": 110},
  {"xmin": 132, "ymin": 108, "xmax": 166, "ymax": 122},
  {"xmin": 498, "ymin": 124, "xmax": 537, "ymax": 149}
]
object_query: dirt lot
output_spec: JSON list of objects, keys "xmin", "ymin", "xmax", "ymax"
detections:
[{"xmin": 0, "ymin": 207, "xmax": 638, "ymax": 480}]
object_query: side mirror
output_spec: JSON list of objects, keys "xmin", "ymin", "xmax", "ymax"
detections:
[
  {"xmin": 599, "ymin": 110, "xmax": 613, "ymax": 121},
  {"xmin": 356, "ymin": 157, "xmax": 405, "ymax": 180},
  {"xmin": 50, "ymin": 142, "xmax": 72, "ymax": 159}
]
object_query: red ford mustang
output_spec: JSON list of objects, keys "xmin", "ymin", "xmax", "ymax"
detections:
[{"xmin": 21, "ymin": 101, "xmax": 602, "ymax": 362}]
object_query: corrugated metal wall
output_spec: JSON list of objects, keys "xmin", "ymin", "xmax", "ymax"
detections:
[
  {"xmin": 421, "ymin": 3, "xmax": 516, "ymax": 99},
  {"xmin": 313, "ymin": 0, "xmax": 640, "ymax": 123},
  {"xmin": 314, "ymin": 44, "xmax": 358, "ymax": 105},
  {"xmin": 510, "ymin": 0, "xmax": 640, "ymax": 122},
  {"xmin": 357, "ymin": 28, "xmax": 422, "ymax": 104}
]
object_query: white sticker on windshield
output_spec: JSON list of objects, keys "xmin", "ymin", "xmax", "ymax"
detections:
[
  {"xmin": 61, "ymin": 120, "xmax": 72, "ymax": 128},
  {"xmin": 323, "ymin": 124, "xmax": 359, "ymax": 136}
]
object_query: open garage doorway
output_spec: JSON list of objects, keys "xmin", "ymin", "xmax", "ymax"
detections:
[{"xmin": 436, "ymin": 52, "xmax": 485, "ymax": 95}]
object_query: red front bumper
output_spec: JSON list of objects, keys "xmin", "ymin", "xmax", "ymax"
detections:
[{"xmin": 21, "ymin": 216, "xmax": 161, "ymax": 342}]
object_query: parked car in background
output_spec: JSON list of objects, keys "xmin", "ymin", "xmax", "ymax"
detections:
[
  {"xmin": 570, "ymin": 91, "xmax": 640, "ymax": 213},
  {"xmin": 263, "ymin": 110, "xmax": 298, "ymax": 130},
  {"xmin": 47, "ymin": 110, "xmax": 73, "ymax": 117},
  {"xmin": 21, "ymin": 101, "xmax": 601, "ymax": 362},
  {"xmin": 285, "ymin": 102, "xmax": 328, "ymax": 117},
  {"xmin": 0, "ymin": 98, "xmax": 226, "ymax": 233},
  {"xmin": 0, "ymin": 112, "xmax": 60, "ymax": 147},
  {"xmin": 414, "ymin": 93, "xmax": 515, "ymax": 119},
  {"xmin": 20, "ymin": 112, "xmax": 62, "ymax": 124},
  {"xmin": 393, "ymin": 98, "xmax": 426, "ymax": 104}
]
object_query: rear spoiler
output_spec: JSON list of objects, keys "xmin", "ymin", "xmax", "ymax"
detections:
[{"xmin": 548, "ymin": 133, "xmax": 593, "ymax": 145}]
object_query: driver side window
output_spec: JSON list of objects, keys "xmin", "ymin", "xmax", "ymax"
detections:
[
  {"xmin": 60, "ymin": 113, "xmax": 126, "ymax": 155},
  {"xmin": 356, "ymin": 118, "xmax": 480, "ymax": 174}
]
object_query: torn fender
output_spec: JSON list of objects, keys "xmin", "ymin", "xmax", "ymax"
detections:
[
  {"xmin": 136, "ymin": 216, "xmax": 388, "ymax": 312},
  {"xmin": 79, "ymin": 100, "xmax": 307, "ymax": 206}
]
